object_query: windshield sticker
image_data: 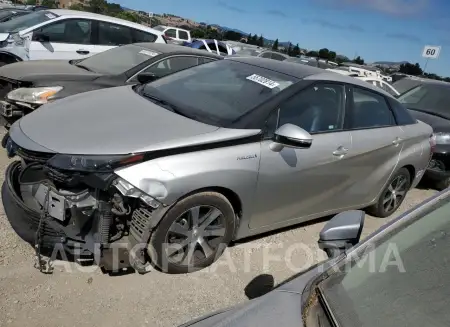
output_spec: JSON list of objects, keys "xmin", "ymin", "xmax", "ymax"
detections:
[
  {"xmin": 139, "ymin": 50, "xmax": 159, "ymax": 57},
  {"xmin": 45, "ymin": 13, "xmax": 56, "ymax": 19},
  {"xmin": 246, "ymin": 74, "xmax": 280, "ymax": 89}
]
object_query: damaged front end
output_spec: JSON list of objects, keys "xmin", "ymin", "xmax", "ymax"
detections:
[{"xmin": 2, "ymin": 144, "xmax": 167, "ymax": 274}]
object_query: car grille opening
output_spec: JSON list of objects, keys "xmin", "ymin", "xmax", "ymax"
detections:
[{"xmin": 0, "ymin": 78, "xmax": 21, "ymax": 99}]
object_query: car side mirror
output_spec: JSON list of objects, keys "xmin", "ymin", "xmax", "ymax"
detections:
[
  {"xmin": 270, "ymin": 123, "xmax": 313, "ymax": 152},
  {"xmin": 33, "ymin": 31, "xmax": 49, "ymax": 43},
  {"xmin": 137, "ymin": 72, "xmax": 158, "ymax": 84},
  {"xmin": 318, "ymin": 210, "xmax": 365, "ymax": 259}
]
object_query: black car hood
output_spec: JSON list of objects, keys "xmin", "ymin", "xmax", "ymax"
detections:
[
  {"xmin": 0, "ymin": 60, "xmax": 101, "ymax": 82},
  {"xmin": 408, "ymin": 109, "xmax": 450, "ymax": 133}
]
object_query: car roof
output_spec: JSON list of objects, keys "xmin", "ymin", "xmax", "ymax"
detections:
[
  {"xmin": 226, "ymin": 56, "xmax": 393, "ymax": 97},
  {"xmin": 48, "ymin": 9, "xmax": 163, "ymax": 35},
  {"xmin": 133, "ymin": 42, "xmax": 223, "ymax": 57}
]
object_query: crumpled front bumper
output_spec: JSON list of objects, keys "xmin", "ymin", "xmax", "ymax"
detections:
[{"xmin": 2, "ymin": 161, "xmax": 91, "ymax": 256}]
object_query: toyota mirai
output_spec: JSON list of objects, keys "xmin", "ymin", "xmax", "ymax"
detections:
[{"xmin": 2, "ymin": 57, "xmax": 433, "ymax": 274}]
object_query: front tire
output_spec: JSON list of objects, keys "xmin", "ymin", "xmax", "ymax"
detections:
[
  {"xmin": 367, "ymin": 168, "xmax": 411, "ymax": 218},
  {"xmin": 149, "ymin": 192, "xmax": 236, "ymax": 274}
]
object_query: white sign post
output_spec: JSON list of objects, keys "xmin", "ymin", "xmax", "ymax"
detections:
[
  {"xmin": 148, "ymin": 12, "xmax": 153, "ymax": 27},
  {"xmin": 422, "ymin": 45, "xmax": 441, "ymax": 73}
]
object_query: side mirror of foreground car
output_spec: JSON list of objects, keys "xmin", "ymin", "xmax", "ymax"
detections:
[
  {"xmin": 270, "ymin": 123, "xmax": 313, "ymax": 152},
  {"xmin": 318, "ymin": 210, "xmax": 365, "ymax": 259},
  {"xmin": 137, "ymin": 72, "xmax": 158, "ymax": 84},
  {"xmin": 33, "ymin": 31, "xmax": 50, "ymax": 43}
]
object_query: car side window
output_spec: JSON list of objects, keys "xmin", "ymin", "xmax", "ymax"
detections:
[
  {"xmin": 272, "ymin": 53, "xmax": 287, "ymax": 61},
  {"xmin": 98, "ymin": 21, "xmax": 133, "ymax": 46},
  {"xmin": 165, "ymin": 28, "xmax": 177, "ymax": 38},
  {"xmin": 260, "ymin": 52, "xmax": 272, "ymax": 59},
  {"xmin": 351, "ymin": 87, "xmax": 396, "ymax": 129},
  {"xmin": 199, "ymin": 57, "xmax": 218, "ymax": 64},
  {"xmin": 132, "ymin": 29, "xmax": 157, "ymax": 43},
  {"xmin": 277, "ymin": 83, "xmax": 346, "ymax": 134},
  {"xmin": 142, "ymin": 56, "xmax": 200, "ymax": 78},
  {"xmin": 33, "ymin": 19, "xmax": 93, "ymax": 44},
  {"xmin": 178, "ymin": 30, "xmax": 189, "ymax": 40}
]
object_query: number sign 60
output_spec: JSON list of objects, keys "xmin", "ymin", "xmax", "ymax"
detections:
[{"xmin": 426, "ymin": 49, "xmax": 436, "ymax": 56}]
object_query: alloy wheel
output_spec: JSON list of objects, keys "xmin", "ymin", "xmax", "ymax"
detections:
[
  {"xmin": 165, "ymin": 205, "xmax": 226, "ymax": 266},
  {"xmin": 382, "ymin": 175, "xmax": 408, "ymax": 213}
]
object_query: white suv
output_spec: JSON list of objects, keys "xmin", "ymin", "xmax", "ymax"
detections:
[
  {"xmin": 0, "ymin": 9, "xmax": 166, "ymax": 66},
  {"xmin": 153, "ymin": 25, "xmax": 192, "ymax": 44}
]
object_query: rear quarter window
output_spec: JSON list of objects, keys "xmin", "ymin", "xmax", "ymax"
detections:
[{"xmin": 387, "ymin": 98, "xmax": 417, "ymax": 125}]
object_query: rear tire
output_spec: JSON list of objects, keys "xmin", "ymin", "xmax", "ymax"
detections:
[
  {"xmin": 149, "ymin": 192, "xmax": 236, "ymax": 274},
  {"xmin": 367, "ymin": 168, "xmax": 411, "ymax": 218}
]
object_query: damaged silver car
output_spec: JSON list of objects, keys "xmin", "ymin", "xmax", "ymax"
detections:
[{"xmin": 2, "ymin": 57, "xmax": 433, "ymax": 274}]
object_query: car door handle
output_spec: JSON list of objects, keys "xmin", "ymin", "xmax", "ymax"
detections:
[
  {"xmin": 332, "ymin": 146, "xmax": 349, "ymax": 157},
  {"xmin": 392, "ymin": 137, "xmax": 403, "ymax": 146},
  {"xmin": 76, "ymin": 49, "xmax": 89, "ymax": 55}
]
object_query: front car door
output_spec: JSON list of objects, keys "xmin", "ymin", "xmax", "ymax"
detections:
[
  {"xmin": 345, "ymin": 86, "xmax": 404, "ymax": 206},
  {"xmin": 29, "ymin": 18, "xmax": 95, "ymax": 60},
  {"xmin": 250, "ymin": 83, "xmax": 354, "ymax": 230}
]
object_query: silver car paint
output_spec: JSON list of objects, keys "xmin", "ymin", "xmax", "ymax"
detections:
[{"xmin": 11, "ymin": 69, "xmax": 433, "ymax": 241}]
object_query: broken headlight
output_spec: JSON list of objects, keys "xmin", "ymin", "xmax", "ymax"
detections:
[
  {"xmin": 47, "ymin": 154, "xmax": 144, "ymax": 172},
  {"xmin": 7, "ymin": 86, "xmax": 63, "ymax": 105}
]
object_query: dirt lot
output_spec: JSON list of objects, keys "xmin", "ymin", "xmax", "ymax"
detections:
[{"xmin": 0, "ymin": 148, "xmax": 437, "ymax": 327}]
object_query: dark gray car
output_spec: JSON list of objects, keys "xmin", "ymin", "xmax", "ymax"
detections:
[
  {"xmin": 179, "ymin": 188, "xmax": 450, "ymax": 327},
  {"xmin": 0, "ymin": 42, "xmax": 222, "ymax": 130}
]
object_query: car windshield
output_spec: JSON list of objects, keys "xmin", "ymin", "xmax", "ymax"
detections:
[
  {"xmin": 397, "ymin": 83, "xmax": 450, "ymax": 119},
  {"xmin": 0, "ymin": 9, "xmax": 56, "ymax": 32},
  {"xmin": 75, "ymin": 44, "xmax": 161, "ymax": 75},
  {"xmin": 318, "ymin": 192, "xmax": 450, "ymax": 327},
  {"xmin": 393, "ymin": 78, "xmax": 424, "ymax": 95},
  {"xmin": 138, "ymin": 59, "xmax": 298, "ymax": 126}
]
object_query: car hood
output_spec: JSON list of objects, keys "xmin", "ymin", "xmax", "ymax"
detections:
[
  {"xmin": 10, "ymin": 85, "xmax": 260, "ymax": 155},
  {"xmin": 408, "ymin": 109, "xmax": 450, "ymax": 133},
  {"xmin": 178, "ymin": 261, "xmax": 336, "ymax": 327},
  {"xmin": 0, "ymin": 59, "xmax": 101, "ymax": 82}
]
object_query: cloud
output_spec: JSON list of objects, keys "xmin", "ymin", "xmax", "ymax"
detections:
[
  {"xmin": 265, "ymin": 9, "xmax": 287, "ymax": 17},
  {"xmin": 304, "ymin": 18, "xmax": 365, "ymax": 32},
  {"xmin": 316, "ymin": 0, "xmax": 429, "ymax": 16},
  {"xmin": 385, "ymin": 32, "xmax": 422, "ymax": 43},
  {"xmin": 217, "ymin": 1, "xmax": 247, "ymax": 13}
]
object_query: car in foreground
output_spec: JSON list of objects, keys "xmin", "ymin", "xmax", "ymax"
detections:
[
  {"xmin": 0, "ymin": 43, "xmax": 222, "ymax": 131},
  {"xmin": 397, "ymin": 80, "xmax": 450, "ymax": 190},
  {"xmin": 2, "ymin": 57, "xmax": 432, "ymax": 274},
  {"xmin": 177, "ymin": 187, "xmax": 450, "ymax": 327},
  {"xmin": 0, "ymin": 9, "xmax": 166, "ymax": 66}
]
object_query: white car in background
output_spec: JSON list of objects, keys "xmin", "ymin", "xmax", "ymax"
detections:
[
  {"xmin": 153, "ymin": 25, "xmax": 192, "ymax": 44},
  {"xmin": 0, "ymin": 9, "xmax": 166, "ymax": 66}
]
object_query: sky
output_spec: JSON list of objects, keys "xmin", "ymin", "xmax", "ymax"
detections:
[{"xmin": 116, "ymin": 0, "xmax": 450, "ymax": 76}]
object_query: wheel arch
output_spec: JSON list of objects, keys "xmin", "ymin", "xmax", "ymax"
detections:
[
  {"xmin": 0, "ymin": 51, "xmax": 23, "ymax": 64},
  {"xmin": 402, "ymin": 164, "xmax": 416, "ymax": 185}
]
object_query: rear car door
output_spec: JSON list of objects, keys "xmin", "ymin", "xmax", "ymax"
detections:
[
  {"xmin": 94, "ymin": 21, "xmax": 134, "ymax": 55},
  {"xmin": 346, "ymin": 86, "xmax": 404, "ymax": 205},
  {"xmin": 251, "ymin": 83, "xmax": 354, "ymax": 229},
  {"xmin": 29, "ymin": 18, "xmax": 95, "ymax": 60}
]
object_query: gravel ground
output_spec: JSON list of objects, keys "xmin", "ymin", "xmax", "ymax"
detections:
[{"xmin": 0, "ymin": 147, "xmax": 437, "ymax": 327}]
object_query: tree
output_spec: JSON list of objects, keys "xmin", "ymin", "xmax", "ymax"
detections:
[
  {"xmin": 69, "ymin": 3, "xmax": 84, "ymax": 10},
  {"xmin": 287, "ymin": 43, "xmax": 293, "ymax": 56},
  {"xmin": 224, "ymin": 30, "xmax": 243, "ymax": 41},
  {"xmin": 87, "ymin": 0, "xmax": 107, "ymax": 13},
  {"xmin": 272, "ymin": 38, "xmax": 279, "ymax": 50},
  {"xmin": 191, "ymin": 29, "xmax": 205, "ymax": 38},
  {"xmin": 399, "ymin": 62, "xmax": 423, "ymax": 76},
  {"xmin": 352, "ymin": 56, "xmax": 364, "ymax": 65},
  {"xmin": 318, "ymin": 48, "xmax": 329, "ymax": 59},
  {"xmin": 26, "ymin": 0, "xmax": 36, "ymax": 4},
  {"xmin": 247, "ymin": 34, "xmax": 252, "ymax": 44},
  {"xmin": 114, "ymin": 11, "xmax": 139, "ymax": 22},
  {"xmin": 306, "ymin": 50, "xmax": 318, "ymax": 57},
  {"xmin": 41, "ymin": 0, "xmax": 57, "ymax": 7},
  {"xmin": 292, "ymin": 43, "xmax": 300, "ymax": 57},
  {"xmin": 258, "ymin": 35, "xmax": 264, "ymax": 47},
  {"xmin": 328, "ymin": 51, "xmax": 336, "ymax": 61},
  {"xmin": 251, "ymin": 34, "xmax": 258, "ymax": 45}
]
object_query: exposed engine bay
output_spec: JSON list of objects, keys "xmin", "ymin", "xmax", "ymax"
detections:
[{"xmin": 6, "ymin": 146, "xmax": 166, "ymax": 274}]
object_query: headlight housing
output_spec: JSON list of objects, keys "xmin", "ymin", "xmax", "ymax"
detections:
[
  {"xmin": 433, "ymin": 132, "xmax": 450, "ymax": 145},
  {"xmin": 47, "ymin": 153, "xmax": 144, "ymax": 172},
  {"xmin": 7, "ymin": 86, "xmax": 63, "ymax": 105}
]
